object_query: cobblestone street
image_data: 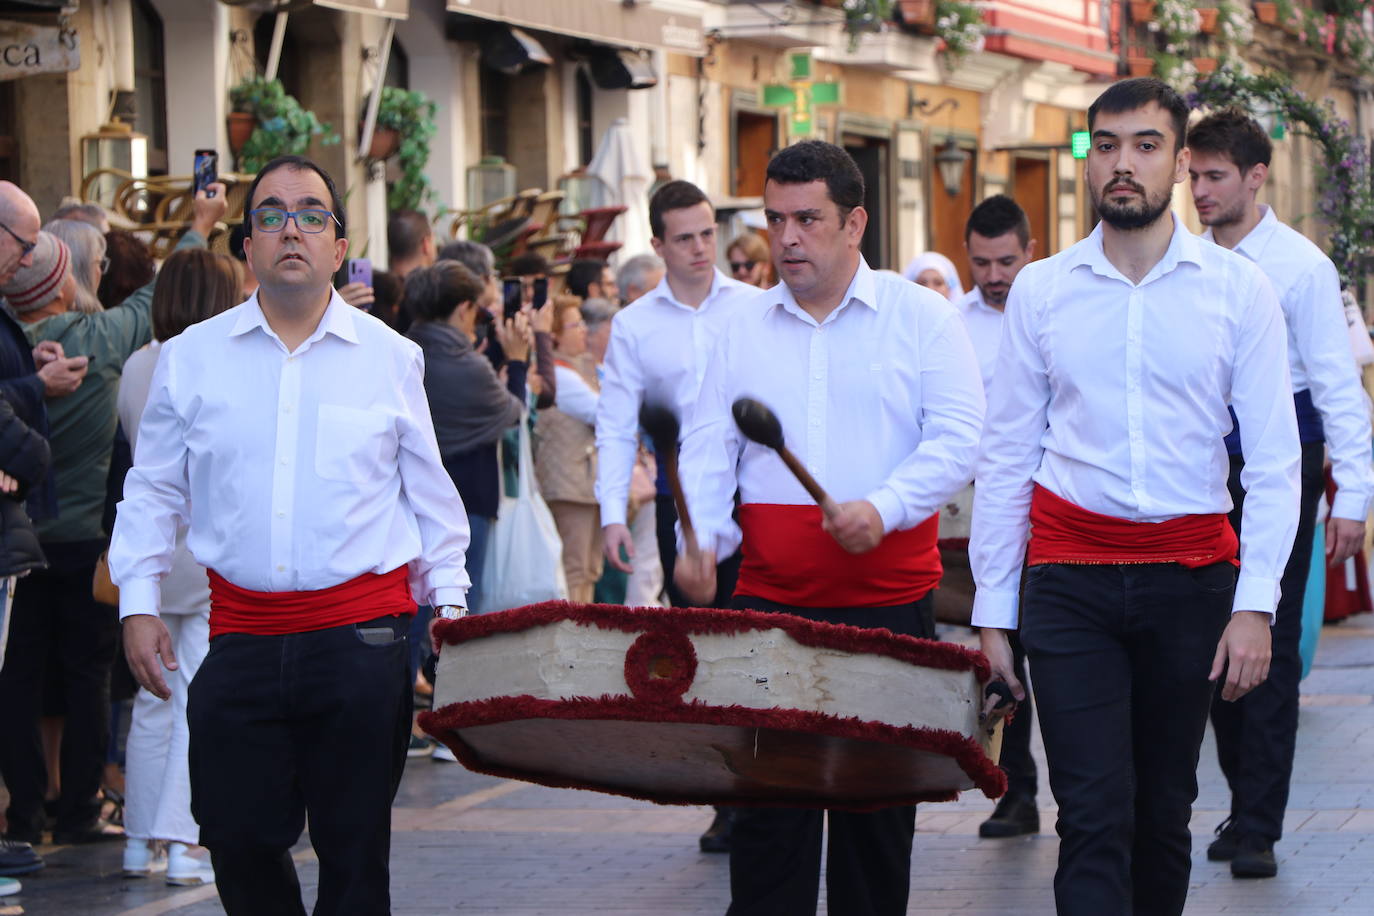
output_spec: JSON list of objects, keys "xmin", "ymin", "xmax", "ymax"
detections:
[{"xmin": 9, "ymin": 613, "xmax": 1373, "ymax": 915}]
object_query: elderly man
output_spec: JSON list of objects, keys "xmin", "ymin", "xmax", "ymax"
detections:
[{"xmin": 111, "ymin": 155, "xmax": 470, "ymax": 914}]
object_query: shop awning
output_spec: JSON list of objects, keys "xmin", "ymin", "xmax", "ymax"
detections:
[
  {"xmin": 216, "ymin": 0, "xmax": 408, "ymax": 20},
  {"xmin": 446, "ymin": 0, "xmax": 705, "ymax": 56}
]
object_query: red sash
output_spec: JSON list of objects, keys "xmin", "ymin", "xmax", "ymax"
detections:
[
  {"xmin": 207, "ymin": 566, "xmax": 415, "ymax": 639},
  {"xmin": 1027, "ymin": 485, "xmax": 1239, "ymax": 568},
  {"xmin": 735, "ymin": 504, "xmax": 942, "ymax": 608}
]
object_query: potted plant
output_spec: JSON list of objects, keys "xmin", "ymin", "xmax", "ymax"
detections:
[
  {"xmin": 897, "ymin": 0, "xmax": 937, "ymax": 29},
  {"xmin": 934, "ymin": 0, "xmax": 986, "ymax": 61},
  {"xmin": 1253, "ymin": 1, "xmax": 1279, "ymax": 25},
  {"xmin": 228, "ymin": 76, "xmax": 339, "ymax": 174},
  {"xmin": 1128, "ymin": 54, "xmax": 1156, "ymax": 75},
  {"xmin": 1198, "ymin": 5, "xmax": 1220, "ymax": 31},
  {"xmin": 367, "ymin": 86, "xmax": 438, "ymax": 212},
  {"xmin": 1130, "ymin": 0, "xmax": 1157, "ymax": 22},
  {"xmin": 1193, "ymin": 55, "xmax": 1219, "ymax": 72}
]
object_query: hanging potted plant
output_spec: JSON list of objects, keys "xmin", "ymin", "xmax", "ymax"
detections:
[
  {"xmin": 1127, "ymin": 54, "xmax": 1156, "ymax": 75},
  {"xmin": 366, "ymin": 86, "xmax": 438, "ymax": 212},
  {"xmin": 934, "ymin": 0, "xmax": 986, "ymax": 62},
  {"xmin": 1193, "ymin": 55, "xmax": 1219, "ymax": 72},
  {"xmin": 228, "ymin": 76, "xmax": 339, "ymax": 173},
  {"xmin": 1198, "ymin": 5, "xmax": 1220, "ymax": 32},
  {"xmin": 897, "ymin": 0, "xmax": 937, "ymax": 30},
  {"xmin": 1130, "ymin": 1, "xmax": 1157, "ymax": 22},
  {"xmin": 1253, "ymin": 1, "xmax": 1279, "ymax": 25}
]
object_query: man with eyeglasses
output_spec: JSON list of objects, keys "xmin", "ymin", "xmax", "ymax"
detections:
[
  {"xmin": 0, "ymin": 184, "xmax": 224, "ymax": 852},
  {"xmin": 110, "ymin": 155, "xmax": 471, "ymax": 915}
]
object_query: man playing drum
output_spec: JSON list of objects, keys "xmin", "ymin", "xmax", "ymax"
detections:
[
  {"xmin": 971, "ymin": 79, "xmax": 1300, "ymax": 916},
  {"xmin": 676, "ymin": 140, "xmax": 985, "ymax": 916}
]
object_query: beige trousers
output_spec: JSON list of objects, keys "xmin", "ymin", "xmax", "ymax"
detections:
[{"xmin": 548, "ymin": 501, "xmax": 604, "ymax": 604}]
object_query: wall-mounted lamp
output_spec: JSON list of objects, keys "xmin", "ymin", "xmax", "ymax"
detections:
[{"xmin": 934, "ymin": 135, "xmax": 970, "ymax": 198}]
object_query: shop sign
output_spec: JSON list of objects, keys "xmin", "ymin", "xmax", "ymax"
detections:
[{"xmin": 0, "ymin": 22, "xmax": 79, "ymax": 82}]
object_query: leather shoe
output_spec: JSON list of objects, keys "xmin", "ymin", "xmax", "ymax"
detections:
[
  {"xmin": 52, "ymin": 818, "xmax": 124, "ymax": 845},
  {"xmin": 1231, "ymin": 833, "xmax": 1277, "ymax": 878},
  {"xmin": 1206, "ymin": 816, "xmax": 1239, "ymax": 861},
  {"xmin": 979, "ymin": 794, "xmax": 1039, "ymax": 838},
  {"xmin": 0, "ymin": 838, "xmax": 43, "ymax": 877},
  {"xmin": 699, "ymin": 807, "xmax": 734, "ymax": 853}
]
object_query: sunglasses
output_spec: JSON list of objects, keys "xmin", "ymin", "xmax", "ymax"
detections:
[{"xmin": 729, "ymin": 260, "xmax": 756, "ymax": 273}]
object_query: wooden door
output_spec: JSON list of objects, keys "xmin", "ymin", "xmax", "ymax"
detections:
[
  {"xmin": 1012, "ymin": 155, "xmax": 1050, "ymax": 255},
  {"xmin": 735, "ymin": 111, "xmax": 777, "ymax": 197},
  {"xmin": 929, "ymin": 143, "xmax": 976, "ymax": 291}
]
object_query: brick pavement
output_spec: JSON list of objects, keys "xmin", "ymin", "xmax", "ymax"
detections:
[{"xmin": 5, "ymin": 613, "xmax": 1372, "ymax": 915}]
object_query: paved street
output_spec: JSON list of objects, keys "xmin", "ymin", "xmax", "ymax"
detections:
[{"xmin": 7, "ymin": 613, "xmax": 1373, "ymax": 915}]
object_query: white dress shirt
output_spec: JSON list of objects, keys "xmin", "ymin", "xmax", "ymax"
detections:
[
  {"xmin": 595, "ymin": 268, "xmax": 753, "ymax": 527},
  {"xmin": 110, "ymin": 292, "xmax": 471, "ymax": 619},
  {"xmin": 116, "ymin": 342, "xmax": 209, "ymax": 616},
  {"xmin": 970, "ymin": 216, "xmax": 1301, "ymax": 629},
  {"xmin": 553, "ymin": 363, "xmax": 598, "ymax": 426},
  {"xmin": 954, "ymin": 286, "xmax": 1004, "ymax": 391},
  {"xmin": 679, "ymin": 259, "xmax": 986, "ymax": 559},
  {"xmin": 1203, "ymin": 205, "xmax": 1374, "ymax": 521}
]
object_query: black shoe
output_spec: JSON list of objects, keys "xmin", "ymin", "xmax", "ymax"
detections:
[
  {"xmin": 1206, "ymin": 816, "xmax": 1239, "ymax": 861},
  {"xmin": 699, "ymin": 808, "xmax": 734, "ymax": 853},
  {"xmin": 979, "ymin": 794, "xmax": 1040, "ymax": 838},
  {"xmin": 1231, "ymin": 833, "xmax": 1277, "ymax": 878},
  {"xmin": 51, "ymin": 818, "xmax": 125, "ymax": 845},
  {"xmin": 0, "ymin": 838, "xmax": 44, "ymax": 877}
]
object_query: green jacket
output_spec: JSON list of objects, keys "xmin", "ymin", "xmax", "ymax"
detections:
[{"xmin": 24, "ymin": 230, "xmax": 207, "ymax": 544}]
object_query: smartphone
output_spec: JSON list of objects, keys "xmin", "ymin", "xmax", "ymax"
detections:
[
  {"xmin": 357, "ymin": 626, "xmax": 395, "ymax": 646},
  {"xmin": 502, "ymin": 277, "xmax": 522, "ymax": 320},
  {"xmin": 192, "ymin": 149, "xmax": 218, "ymax": 197},
  {"xmin": 347, "ymin": 257, "xmax": 372, "ymax": 289},
  {"xmin": 531, "ymin": 276, "xmax": 548, "ymax": 311}
]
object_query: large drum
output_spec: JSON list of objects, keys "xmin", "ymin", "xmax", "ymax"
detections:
[
  {"xmin": 934, "ymin": 484, "xmax": 976, "ymax": 626},
  {"xmin": 421, "ymin": 602, "xmax": 1006, "ymax": 811}
]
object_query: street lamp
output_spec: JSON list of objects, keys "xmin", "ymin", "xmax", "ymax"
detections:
[{"xmin": 934, "ymin": 135, "xmax": 969, "ymax": 197}]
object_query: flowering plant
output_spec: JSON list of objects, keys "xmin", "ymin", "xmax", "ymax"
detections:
[
  {"xmin": 842, "ymin": 0, "xmax": 892, "ymax": 48},
  {"xmin": 1214, "ymin": 1, "xmax": 1254, "ymax": 56},
  {"xmin": 935, "ymin": 0, "xmax": 986, "ymax": 60},
  {"xmin": 1150, "ymin": 0, "xmax": 1201, "ymax": 55},
  {"xmin": 1190, "ymin": 68, "xmax": 1374, "ymax": 287}
]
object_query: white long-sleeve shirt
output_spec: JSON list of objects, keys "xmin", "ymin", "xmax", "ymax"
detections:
[
  {"xmin": 110, "ymin": 292, "xmax": 471, "ymax": 619},
  {"xmin": 970, "ymin": 217, "xmax": 1301, "ymax": 629},
  {"xmin": 594, "ymin": 268, "xmax": 753, "ymax": 527},
  {"xmin": 953, "ymin": 286, "xmax": 1004, "ymax": 391},
  {"xmin": 679, "ymin": 259, "xmax": 986, "ymax": 559},
  {"xmin": 1203, "ymin": 205, "xmax": 1374, "ymax": 521}
]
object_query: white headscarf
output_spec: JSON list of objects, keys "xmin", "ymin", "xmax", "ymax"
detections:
[{"xmin": 901, "ymin": 251, "xmax": 964, "ymax": 301}]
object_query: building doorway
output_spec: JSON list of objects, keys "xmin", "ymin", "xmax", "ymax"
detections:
[
  {"xmin": 843, "ymin": 133, "xmax": 889, "ymax": 270},
  {"xmin": 734, "ymin": 110, "xmax": 776, "ymax": 197},
  {"xmin": 927, "ymin": 137, "xmax": 976, "ymax": 291},
  {"xmin": 1012, "ymin": 154, "xmax": 1051, "ymax": 256}
]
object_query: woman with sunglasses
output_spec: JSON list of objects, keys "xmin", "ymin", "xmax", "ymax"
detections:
[{"xmin": 726, "ymin": 231, "xmax": 771, "ymax": 289}]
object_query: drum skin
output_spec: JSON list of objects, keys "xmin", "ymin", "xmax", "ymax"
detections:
[{"xmin": 420, "ymin": 602, "xmax": 1007, "ymax": 811}]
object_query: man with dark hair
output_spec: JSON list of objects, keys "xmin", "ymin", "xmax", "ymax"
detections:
[
  {"xmin": 1189, "ymin": 109, "xmax": 1372, "ymax": 879},
  {"xmin": 595, "ymin": 178, "xmax": 752, "ymax": 853},
  {"xmin": 565, "ymin": 258, "xmax": 618, "ymax": 303},
  {"xmin": 971, "ymin": 79, "xmax": 1300, "ymax": 915},
  {"xmin": 948, "ymin": 194, "xmax": 1042, "ymax": 840},
  {"xmin": 676, "ymin": 139, "xmax": 984, "ymax": 915},
  {"xmin": 111, "ymin": 155, "xmax": 471, "ymax": 914},
  {"xmin": 387, "ymin": 208, "xmax": 434, "ymax": 280}
]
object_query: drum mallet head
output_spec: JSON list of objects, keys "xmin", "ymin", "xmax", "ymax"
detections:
[
  {"xmin": 731, "ymin": 397, "xmax": 785, "ymax": 450},
  {"xmin": 639, "ymin": 403, "xmax": 681, "ymax": 455}
]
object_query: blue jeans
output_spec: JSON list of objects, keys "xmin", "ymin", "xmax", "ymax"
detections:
[{"xmin": 465, "ymin": 514, "xmax": 492, "ymax": 614}]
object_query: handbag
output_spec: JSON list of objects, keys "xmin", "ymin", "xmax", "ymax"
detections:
[{"xmin": 475, "ymin": 413, "xmax": 568, "ymax": 614}]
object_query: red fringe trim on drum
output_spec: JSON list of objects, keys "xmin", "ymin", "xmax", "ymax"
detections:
[
  {"xmin": 419, "ymin": 694, "xmax": 1007, "ymax": 812},
  {"xmin": 432, "ymin": 600, "xmax": 991, "ymax": 682}
]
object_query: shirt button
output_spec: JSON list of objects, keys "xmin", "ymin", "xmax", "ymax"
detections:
[
  {"xmin": 277, "ymin": 511, "xmax": 286, "ymax": 518},
  {"xmin": 280, "ymin": 458, "xmax": 288, "ymax": 466},
  {"xmin": 282, "ymin": 405, "xmax": 291, "ymax": 414},
  {"xmin": 276, "ymin": 564, "xmax": 286, "ymax": 572}
]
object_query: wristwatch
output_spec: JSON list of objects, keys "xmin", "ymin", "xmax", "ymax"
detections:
[{"xmin": 436, "ymin": 605, "xmax": 468, "ymax": 620}]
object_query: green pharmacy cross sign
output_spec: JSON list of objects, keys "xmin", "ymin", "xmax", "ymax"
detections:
[{"xmin": 762, "ymin": 52, "xmax": 841, "ymax": 138}]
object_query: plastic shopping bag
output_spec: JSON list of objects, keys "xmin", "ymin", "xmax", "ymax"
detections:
[{"xmin": 475, "ymin": 414, "xmax": 568, "ymax": 614}]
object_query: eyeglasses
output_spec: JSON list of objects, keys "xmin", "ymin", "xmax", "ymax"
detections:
[
  {"xmin": 248, "ymin": 207, "xmax": 340, "ymax": 234},
  {"xmin": 98, "ymin": 256, "xmax": 110, "ymax": 273},
  {"xmin": 729, "ymin": 260, "xmax": 756, "ymax": 273},
  {"xmin": 0, "ymin": 220, "xmax": 37, "ymax": 259}
]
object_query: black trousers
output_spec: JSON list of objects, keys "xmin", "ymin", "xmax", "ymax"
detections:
[
  {"xmin": 0, "ymin": 559, "xmax": 118, "ymax": 839},
  {"xmin": 188, "ymin": 614, "xmax": 412, "ymax": 916},
  {"xmin": 1212, "ymin": 441, "xmax": 1324, "ymax": 843},
  {"xmin": 654, "ymin": 493, "xmax": 741, "ymax": 609},
  {"xmin": 998, "ymin": 628, "xmax": 1038, "ymax": 800},
  {"xmin": 725, "ymin": 594, "xmax": 933, "ymax": 916},
  {"xmin": 1022, "ymin": 562, "xmax": 1233, "ymax": 916}
]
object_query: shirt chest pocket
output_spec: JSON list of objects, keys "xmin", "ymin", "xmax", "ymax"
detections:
[{"xmin": 315, "ymin": 404, "xmax": 394, "ymax": 483}]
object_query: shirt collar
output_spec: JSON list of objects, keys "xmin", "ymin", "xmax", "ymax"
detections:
[
  {"xmin": 767, "ymin": 257, "xmax": 878, "ymax": 325},
  {"xmin": 648, "ymin": 267, "xmax": 737, "ymax": 312},
  {"xmin": 230, "ymin": 288, "xmax": 361, "ymax": 348},
  {"xmin": 1230, "ymin": 204, "xmax": 1279, "ymax": 261},
  {"xmin": 958, "ymin": 286, "xmax": 997, "ymax": 315},
  {"xmin": 1065, "ymin": 213, "xmax": 1204, "ymax": 284}
]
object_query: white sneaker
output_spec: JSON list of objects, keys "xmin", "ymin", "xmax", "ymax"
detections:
[
  {"xmin": 431, "ymin": 743, "xmax": 457, "ymax": 762},
  {"xmin": 166, "ymin": 843, "xmax": 215, "ymax": 887},
  {"xmin": 0, "ymin": 876, "xmax": 20, "ymax": 896},
  {"xmin": 122, "ymin": 838, "xmax": 166, "ymax": 878}
]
